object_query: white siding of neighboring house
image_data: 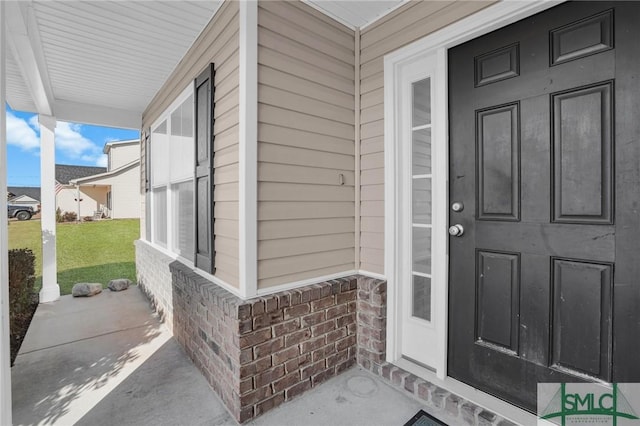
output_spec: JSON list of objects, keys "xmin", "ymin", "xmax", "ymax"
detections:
[
  {"xmin": 256, "ymin": 1, "xmax": 356, "ymax": 290},
  {"xmin": 109, "ymin": 143, "xmax": 139, "ymax": 170},
  {"xmin": 358, "ymin": 0, "xmax": 495, "ymax": 275},
  {"xmin": 57, "ymin": 186, "xmax": 107, "ymax": 218},
  {"xmin": 109, "ymin": 166, "xmax": 141, "ymax": 219},
  {"xmin": 75, "ymin": 164, "xmax": 142, "ymax": 219},
  {"xmin": 8, "ymin": 195, "xmax": 39, "ymax": 209},
  {"xmin": 142, "ymin": 0, "xmax": 240, "ymax": 288}
]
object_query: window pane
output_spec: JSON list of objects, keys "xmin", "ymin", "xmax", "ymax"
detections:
[
  {"xmin": 412, "ymin": 275, "xmax": 431, "ymax": 321},
  {"xmin": 151, "ymin": 120, "xmax": 169, "ymax": 186},
  {"xmin": 171, "ymin": 106, "xmax": 181, "ymax": 136},
  {"xmin": 413, "ymin": 178, "xmax": 432, "ymax": 224},
  {"xmin": 182, "ymin": 94, "xmax": 194, "ymax": 138},
  {"xmin": 155, "ymin": 120, "xmax": 167, "ymax": 134},
  {"xmin": 412, "ymin": 128, "xmax": 431, "ymax": 175},
  {"xmin": 412, "ymin": 78, "xmax": 431, "ymax": 127},
  {"xmin": 412, "ymin": 227, "xmax": 431, "ymax": 275},
  {"xmin": 153, "ymin": 187, "xmax": 167, "ymax": 246},
  {"xmin": 172, "ymin": 181, "xmax": 194, "ymax": 261},
  {"xmin": 145, "ymin": 192, "xmax": 151, "ymax": 241},
  {"xmin": 170, "ymin": 95, "xmax": 195, "ymax": 183}
]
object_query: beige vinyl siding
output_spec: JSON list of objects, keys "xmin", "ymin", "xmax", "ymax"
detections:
[
  {"xmin": 257, "ymin": 1, "xmax": 356, "ymax": 289},
  {"xmin": 142, "ymin": 1, "xmax": 240, "ymax": 287},
  {"xmin": 358, "ymin": 0, "xmax": 495, "ymax": 274}
]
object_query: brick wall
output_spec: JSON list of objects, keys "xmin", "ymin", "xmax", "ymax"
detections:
[
  {"xmin": 135, "ymin": 240, "xmax": 174, "ymax": 331},
  {"xmin": 169, "ymin": 260, "xmax": 359, "ymax": 423},
  {"xmin": 170, "ymin": 261, "xmax": 242, "ymax": 417},
  {"xmin": 136, "ymin": 242, "xmax": 509, "ymax": 424}
]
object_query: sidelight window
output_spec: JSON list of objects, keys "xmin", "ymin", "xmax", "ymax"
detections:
[{"xmin": 411, "ymin": 77, "xmax": 433, "ymax": 322}]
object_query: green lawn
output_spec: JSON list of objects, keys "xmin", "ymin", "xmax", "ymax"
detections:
[{"xmin": 8, "ymin": 219, "xmax": 139, "ymax": 295}]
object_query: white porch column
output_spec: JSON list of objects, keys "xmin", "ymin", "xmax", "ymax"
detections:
[
  {"xmin": 0, "ymin": 2, "xmax": 14, "ymax": 424},
  {"xmin": 39, "ymin": 114, "xmax": 60, "ymax": 303}
]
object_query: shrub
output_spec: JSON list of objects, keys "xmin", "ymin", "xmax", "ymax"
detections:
[
  {"xmin": 56, "ymin": 207, "xmax": 63, "ymax": 223},
  {"xmin": 8, "ymin": 249, "xmax": 36, "ymax": 334},
  {"xmin": 62, "ymin": 211, "xmax": 77, "ymax": 222}
]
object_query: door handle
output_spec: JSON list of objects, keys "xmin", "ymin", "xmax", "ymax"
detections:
[{"xmin": 448, "ymin": 224, "xmax": 464, "ymax": 237}]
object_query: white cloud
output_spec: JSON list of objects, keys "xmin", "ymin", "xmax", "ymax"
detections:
[
  {"xmin": 28, "ymin": 115, "xmax": 39, "ymax": 131},
  {"xmin": 95, "ymin": 155, "xmax": 108, "ymax": 168},
  {"xmin": 6, "ymin": 112, "xmax": 39, "ymax": 151},
  {"xmin": 6, "ymin": 114, "xmax": 107, "ymax": 167},
  {"xmin": 55, "ymin": 121, "xmax": 105, "ymax": 166}
]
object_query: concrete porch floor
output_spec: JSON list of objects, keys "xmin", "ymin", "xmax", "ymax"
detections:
[{"xmin": 11, "ymin": 286, "xmax": 456, "ymax": 426}]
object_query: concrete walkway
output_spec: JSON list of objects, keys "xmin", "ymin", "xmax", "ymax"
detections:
[{"xmin": 11, "ymin": 286, "xmax": 453, "ymax": 426}]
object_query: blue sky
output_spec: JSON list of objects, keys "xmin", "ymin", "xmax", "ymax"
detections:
[{"xmin": 6, "ymin": 104, "xmax": 139, "ymax": 187}]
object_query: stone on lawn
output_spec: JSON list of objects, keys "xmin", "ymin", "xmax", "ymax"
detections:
[
  {"xmin": 72, "ymin": 283, "xmax": 103, "ymax": 297},
  {"xmin": 108, "ymin": 278, "xmax": 132, "ymax": 292}
]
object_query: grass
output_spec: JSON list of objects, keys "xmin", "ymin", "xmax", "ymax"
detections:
[{"xmin": 8, "ymin": 219, "xmax": 139, "ymax": 295}]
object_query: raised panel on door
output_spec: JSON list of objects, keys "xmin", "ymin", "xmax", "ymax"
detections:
[
  {"xmin": 475, "ymin": 250, "xmax": 520, "ymax": 354},
  {"xmin": 476, "ymin": 103, "xmax": 520, "ymax": 221},
  {"xmin": 551, "ymin": 258, "xmax": 613, "ymax": 381},
  {"xmin": 552, "ymin": 82, "xmax": 613, "ymax": 224}
]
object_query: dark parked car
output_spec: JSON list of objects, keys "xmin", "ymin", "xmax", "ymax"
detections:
[{"xmin": 8, "ymin": 205, "xmax": 34, "ymax": 221}]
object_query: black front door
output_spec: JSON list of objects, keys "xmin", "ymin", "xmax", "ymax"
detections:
[{"xmin": 448, "ymin": 1, "xmax": 640, "ymax": 412}]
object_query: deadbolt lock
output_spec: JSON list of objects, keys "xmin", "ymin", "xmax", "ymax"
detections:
[{"xmin": 451, "ymin": 202, "xmax": 464, "ymax": 212}]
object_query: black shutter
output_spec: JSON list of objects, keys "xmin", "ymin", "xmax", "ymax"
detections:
[
  {"xmin": 143, "ymin": 129, "xmax": 151, "ymax": 193},
  {"xmin": 194, "ymin": 63, "xmax": 215, "ymax": 273}
]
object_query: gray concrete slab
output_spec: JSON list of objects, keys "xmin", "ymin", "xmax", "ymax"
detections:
[
  {"xmin": 20, "ymin": 286, "xmax": 156, "ymax": 354},
  {"xmin": 12, "ymin": 285, "xmax": 450, "ymax": 426},
  {"xmin": 247, "ymin": 367, "xmax": 457, "ymax": 426},
  {"xmin": 74, "ymin": 339, "xmax": 234, "ymax": 426},
  {"xmin": 12, "ymin": 287, "xmax": 230, "ymax": 426}
]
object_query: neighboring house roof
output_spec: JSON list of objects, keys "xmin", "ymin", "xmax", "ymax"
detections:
[
  {"xmin": 7, "ymin": 186, "xmax": 41, "ymax": 201},
  {"xmin": 103, "ymin": 139, "xmax": 139, "ymax": 154},
  {"xmin": 55, "ymin": 164, "xmax": 107, "ymax": 185},
  {"xmin": 70, "ymin": 160, "xmax": 140, "ymax": 185}
]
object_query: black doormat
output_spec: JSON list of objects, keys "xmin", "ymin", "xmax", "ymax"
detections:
[{"xmin": 403, "ymin": 409, "xmax": 448, "ymax": 426}]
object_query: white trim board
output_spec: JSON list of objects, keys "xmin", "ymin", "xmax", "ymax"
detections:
[
  {"xmin": 256, "ymin": 270, "xmax": 359, "ymax": 297},
  {"xmin": 383, "ymin": 0, "xmax": 564, "ymax": 424},
  {"xmin": 239, "ymin": 0, "xmax": 258, "ymax": 300}
]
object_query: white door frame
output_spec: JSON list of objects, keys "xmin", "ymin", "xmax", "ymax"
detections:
[{"xmin": 384, "ymin": 0, "xmax": 564, "ymax": 422}]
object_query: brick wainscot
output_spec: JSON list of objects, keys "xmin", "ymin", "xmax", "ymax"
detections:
[{"xmin": 136, "ymin": 241, "xmax": 511, "ymax": 424}]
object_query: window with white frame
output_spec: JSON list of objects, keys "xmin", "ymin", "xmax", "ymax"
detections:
[{"xmin": 150, "ymin": 88, "xmax": 195, "ymax": 261}]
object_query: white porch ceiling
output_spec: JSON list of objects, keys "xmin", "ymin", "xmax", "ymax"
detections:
[
  {"xmin": 5, "ymin": 0, "xmax": 222, "ymax": 129},
  {"xmin": 5, "ymin": 0, "xmax": 404, "ymax": 130},
  {"xmin": 6, "ymin": 51, "xmax": 36, "ymax": 113}
]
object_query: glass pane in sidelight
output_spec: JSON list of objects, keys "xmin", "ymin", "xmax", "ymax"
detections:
[
  {"xmin": 412, "ymin": 227, "xmax": 432, "ymax": 275},
  {"xmin": 412, "ymin": 128, "xmax": 432, "ymax": 175},
  {"xmin": 412, "ymin": 78, "xmax": 431, "ymax": 127},
  {"xmin": 412, "ymin": 275, "xmax": 432, "ymax": 321},
  {"xmin": 412, "ymin": 178, "xmax": 432, "ymax": 224}
]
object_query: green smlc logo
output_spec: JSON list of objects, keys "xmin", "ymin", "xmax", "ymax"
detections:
[{"xmin": 540, "ymin": 383, "xmax": 639, "ymax": 425}]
